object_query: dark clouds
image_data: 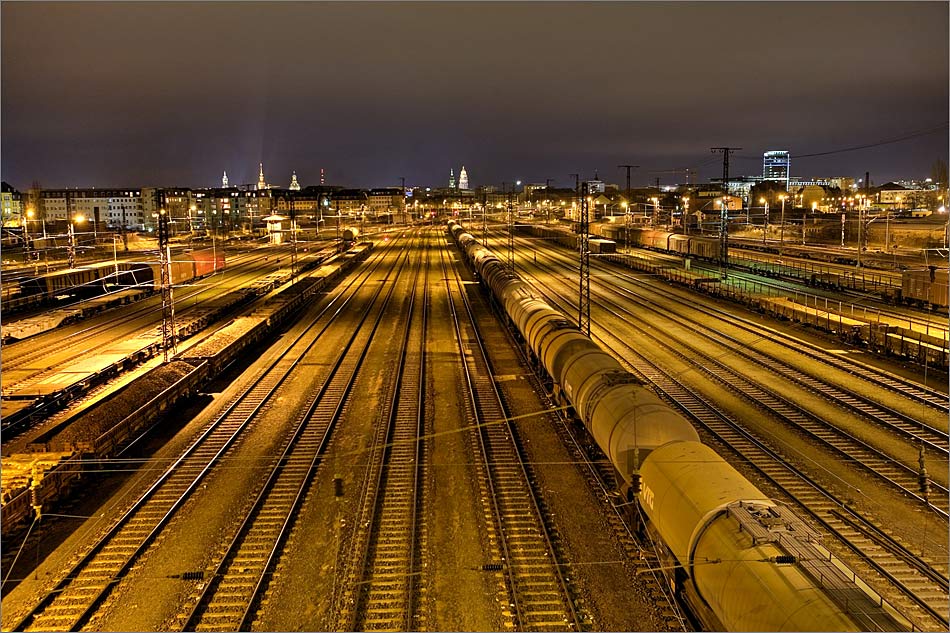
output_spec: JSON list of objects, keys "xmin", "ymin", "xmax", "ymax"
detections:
[{"xmin": 2, "ymin": 1, "xmax": 947, "ymax": 189}]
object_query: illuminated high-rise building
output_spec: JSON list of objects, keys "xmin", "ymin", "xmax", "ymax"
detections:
[
  {"xmin": 449, "ymin": 168, "xmax": 455, "ymax": 189},
  {"xmin": 763, "ymin": 151, "xmax": 790, "ymax": 189},
  {"xmin": 258, "ymin": 163, "xmax": 267, "ymax": 190},
  {"xmin": 459, "ymin": 166, "xmax": 469, "ymax": 190},
  {"xmin": 222, "ymin": 171, "xmax": 228, "ymax": 188}
]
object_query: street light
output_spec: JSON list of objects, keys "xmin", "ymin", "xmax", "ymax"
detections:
[
  {"xmin": 759, "ymin": 197, "xmax": 769, "ymax": 244},
  {"xmin": 806, "ymin": 202, "xmax": 817, "ymax": 245},
  {"xmin": 778, "ymin": 194, "xmax": 787, "ymax": 249},
  {"xmin": 68, "ymin": 214, "xmax": 86, "ymax": 268},
  {"xmin": 22, "ymin": 209, "xmax": 34, "ymax": 264},
  {"xmin": 650, "ymin": 196, "xmax": 659, "ymax": 228},
  {"xmin": 621, "ymin": 201, "xmax": 629, "ymax": 252},
  {"xmin": 211, "ymin": 210, "xmax": 218, "ymax": 272},
  {"xmin": 681, "ymin": 197, "xmax": 690, "ymax": 234},
  {"xmin": 856, "ymin": 194, "xmax": 867, "ymax": 261}
]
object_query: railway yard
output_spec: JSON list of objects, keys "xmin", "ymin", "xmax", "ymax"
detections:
[{"xmin": 1, "ymin": 223, "xmax": 948, "ymax": 631}]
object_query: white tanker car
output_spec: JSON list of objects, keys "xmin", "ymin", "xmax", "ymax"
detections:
[{"xmin": 448, "ymin": 221, "xmax": 910, "ymax": 632}]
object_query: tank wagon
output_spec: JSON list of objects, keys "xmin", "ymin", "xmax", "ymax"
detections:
[
  {"xmin": 448, "ymin": 220, "xmax": 909, "ymax": 632},
  {"xmin": 341, "ymin": 226, "xmax": 360, "ymax": 243}
]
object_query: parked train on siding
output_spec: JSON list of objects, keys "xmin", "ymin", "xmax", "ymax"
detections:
[
  {"xmin": 530, "ymin": 223, "xmax": 949, "ymax": 309},
  {"xmin": 901, "ymin": 267, "xmax": 949, "ymax": 309},
  {"xmin": 12, "ymin": 249, "xmax": 225, "ymax": 309},
  {"xmin": 449, "ymin": 220, "xmax": 910, "ymax": 632}
]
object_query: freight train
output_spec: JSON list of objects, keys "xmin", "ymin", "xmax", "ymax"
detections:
[
  {"xmin": 448, "ymin": 220, "xmax": 909, "ymax": 632},
  {"xmin": 7, "ymin": 249, "xmax": 225, "ymax": 311},
  {"xmin": 529, "ymin": 223, "xmax": 949, "ymax": 309}
]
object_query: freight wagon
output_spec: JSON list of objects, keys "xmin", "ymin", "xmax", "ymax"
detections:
[
  {"xmin": 588, "ymin": 239, "xmax": 616, "ymax": 254},
  {"xmin": 901, "ymin": 267, "xmax": 949, "ymax": 308},
  {"xmin": 14, "ymin": 249, "xmax": 226, "ymax": 307}
]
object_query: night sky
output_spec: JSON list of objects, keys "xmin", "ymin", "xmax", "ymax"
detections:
[{"xmin": 2, "ymin": 1, "xmax": 947, "ymax": 190}]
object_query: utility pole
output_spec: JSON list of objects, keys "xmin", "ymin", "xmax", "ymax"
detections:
[
  {"xmin": 711, "ymin": 147, "xmax": 741, "ymax": 274},
  {"xmin": 290, "ymin": 194, "xmax": 297, "ymax": 278},
  {"xmin": 578, "ymin": 182, "xmax": 591, "ymax": 337},
  {"xmin": 618, "ymin": 164, "xmax": 639, "ymax": 208},
  {"xmin": 157, "ymin": 207, "xmax": 178, "ymax": 362},
  {"xmin": 399, "ymin": 177, "xmax": 406, "ymax": 225},
  {"xmin": 66, "ymin": 191, "xmax": 76, "ymax": 269},
  {"xmin": 569, "ymin": 173, "xmax": 579, "ymax": 222},
  {"xmin": 506, "ymin": 182, "xmax": 515, "ymax": 273}
]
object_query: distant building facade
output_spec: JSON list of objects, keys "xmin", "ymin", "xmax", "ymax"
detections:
[
  {"xmin": 585, "ymin": 177, "xmax": 606, "ymax": 194},
  {"xmin": 763, "ymin": 150, "xmax": 790, "ymax": 189},
  {"xmin": 368, "ymin": 188, "xmax": 405, "ymax": 214},
  {"xmin": 33, "ymin": 188, "xmax": 144, "ymax": 229},
  {"xmin": 1, "ymin": 182, "xmax": 23, "ymax": 226}
]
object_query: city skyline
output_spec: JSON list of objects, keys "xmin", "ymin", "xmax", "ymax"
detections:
[{"xmin": 2, "ymin": 2, "xmax": 947, "ymax": 190}]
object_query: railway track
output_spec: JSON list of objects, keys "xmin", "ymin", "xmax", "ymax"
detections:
[
  {"xmin": 599, "ymin": 320, "xmax": 949, "ymax": 629},
  {"xmin": 531, "ymin": 233, "xmax": 948, "ymax": 416},
  {"xmin": 516, "ymin": 247, "xmax": 949, "ymax": 630},
  {"xmin": 547, "ymin": 407, "xmax": 690, "ymax": 632},
  {"xmin": 444, "ymin": 244, "xmax": 584, "ymax": 631},
  {"xmin": 686, "ymin": 278, "xmax": 949, "ymax": 413},
  {"xmin": 178, "ymin": 236, "xmax": 412, "ymax": 631},
  {"xmin": 477, "ymin": 274, "xmax": 690, "ymax": 631},
  {"xmin": 1, "ymin": 251, "xmax": 273, "ymax": 394},
  {"xmin": 531, "ymin": 242, "xmax": 948, "ymax": 500},
  {"xmin": 2, "ymin": 240, "xmax": 398, "ymax": 632},
  {"xmin": 336, "ymin": 231, "xmax": 429, "ymax": 631},
  {"xmin": 577, "ymin": 279, "xmax": 950, "ymax": 518}
]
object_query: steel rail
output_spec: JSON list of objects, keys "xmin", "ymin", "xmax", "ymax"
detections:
[
  {"xmin": 344, "ymin": 230, "xmax": 429, "ymax": 631},
  {"xmin": 570, "ymin": 272, "xmax": 950, "ymax": 517},
  {"xmin": 443, "ymin": 239, "xmax": 582, "ymax": 631},
  {"xmin": 181, "ymin": 235, "xmax": 413, "ymax": 632},
  {"xmin": 518, "ymin": 248, "xmax": 948, "ymax": 630},
  {"xmin": 529, "ymin": 243, "xmax": 949, "ymax": 509},
  {"xmin": 5, "ymin": 239, "xmax": 399, "ymax": 632}
]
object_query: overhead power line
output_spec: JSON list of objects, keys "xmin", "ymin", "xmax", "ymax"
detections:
[
  {"xmin": 790, "ymin": 123, "xmax": 948, "ymax": 159},
  {"xmin": 729, "ymin": 123, "xmax": 949, "ymax": 161}
]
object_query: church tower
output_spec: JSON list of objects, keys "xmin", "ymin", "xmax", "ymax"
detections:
[
  {"xmin": 289, "ymin": 171, "xmax": 301, "ymax": 191},
  {"xmin": 222, "ymin": 171, "xmax": 229, "ymax": 188},
  {"xmin": 459, "ymin": 166, "xmax": 469, "ymax": 190}
]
